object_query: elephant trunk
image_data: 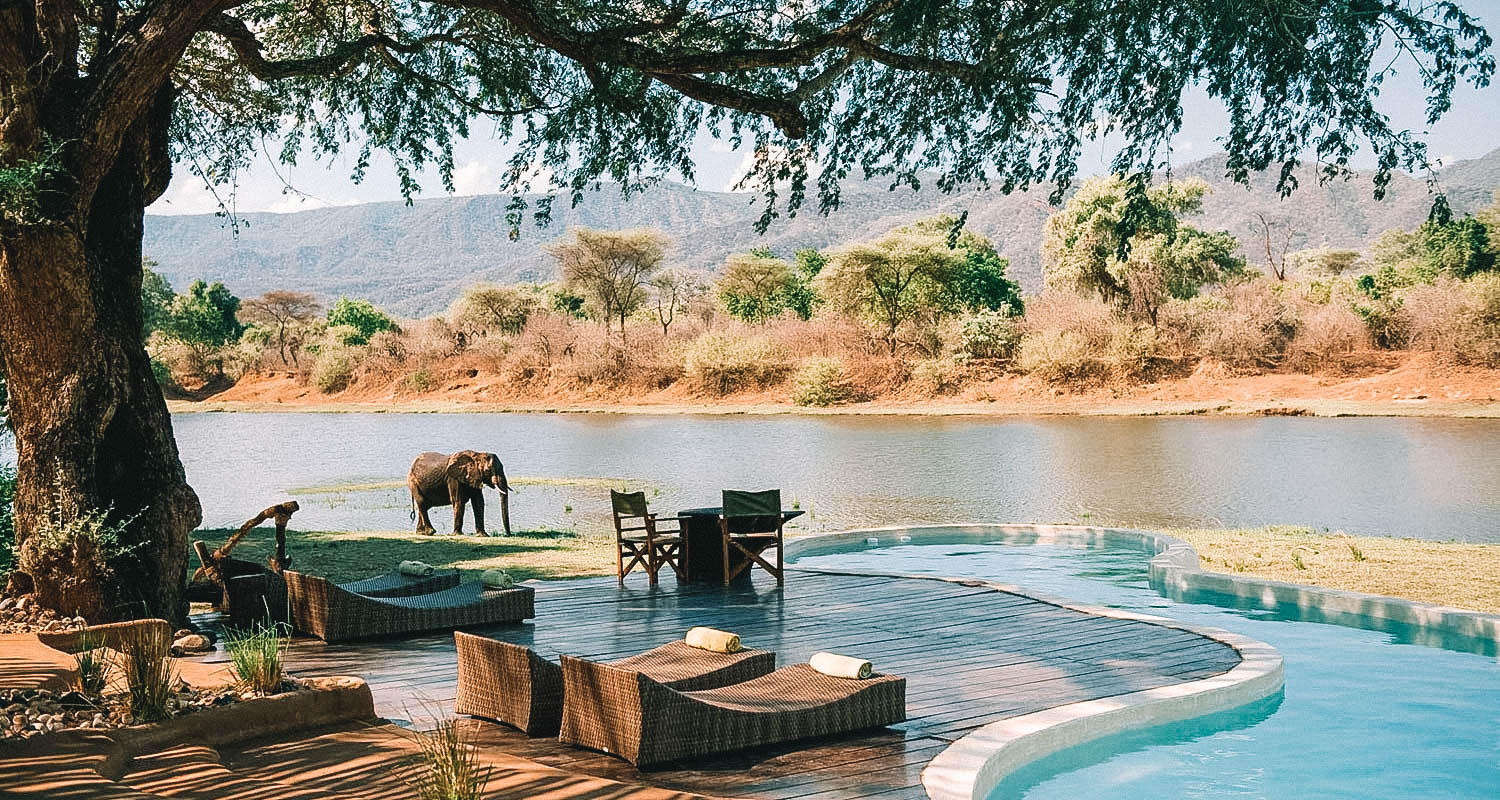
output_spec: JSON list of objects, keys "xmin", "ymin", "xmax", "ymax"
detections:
[{"xmin": 499, "ymin": 489, "xmax": 512, "ymax": 536}]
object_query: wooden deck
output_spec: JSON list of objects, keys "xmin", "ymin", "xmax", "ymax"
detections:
[{"xmin": 245, "ymin": 568, "xmax": 1240, "ymax": 799}]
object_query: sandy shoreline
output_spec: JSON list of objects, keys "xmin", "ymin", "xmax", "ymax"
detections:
[{"xmin": 167, "ymin": 396, "xmax": 1500, "ymax": 418}]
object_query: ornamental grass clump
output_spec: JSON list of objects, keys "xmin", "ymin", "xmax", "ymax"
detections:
[
  {"xmin": 119, "ymin": 624, "xmax": 176, "ymax": 723},
  {"xmin": 407, "ymin": 718, "xmax": 491, "ymax": 800},
  {"xmin": 224, "ymin": 622, "xmax": 287, "ymax": 695},
  {"xmin": 71, "ymin": 632, "xmax": 109, "ymax": 697}
]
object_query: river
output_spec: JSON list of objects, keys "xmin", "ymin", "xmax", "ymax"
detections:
[{"xmin": 166, "ymin": 412, "xmax": 1500, "ymax": 541}]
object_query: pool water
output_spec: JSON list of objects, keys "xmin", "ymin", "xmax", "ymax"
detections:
[{"xmin": 791, "ymin": 539, "xmax": 1500, "ymax": 800}]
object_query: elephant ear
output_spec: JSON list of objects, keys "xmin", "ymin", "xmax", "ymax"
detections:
[{"xmin": 447, "ymin": 451, "xmax": 482, "ymax": 486}]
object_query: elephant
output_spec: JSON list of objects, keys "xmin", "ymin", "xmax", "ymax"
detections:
[{"xmin": 407, "ymin": 450, "xmax": 512, "ymax": 536}]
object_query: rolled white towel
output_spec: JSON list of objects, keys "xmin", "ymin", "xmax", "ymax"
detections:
[
  {"xmin": 398, "ymin": 560, "xmax": 435, "ymax": 577},
  {"xmin": 810, "ymin": 651, "xmax": 873, "ymax": 680},
  {"xmin": 684, "ymin": 626, "xmax": 741, "ymax": 653},
  {"xmin": 480, "ymin": 568, "xmax": 515, "ymax": 589}
]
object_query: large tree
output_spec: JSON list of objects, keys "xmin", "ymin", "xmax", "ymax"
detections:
[{"xmin": 0, "ymin": 1, "xmax": 1489, "ymax": 621}]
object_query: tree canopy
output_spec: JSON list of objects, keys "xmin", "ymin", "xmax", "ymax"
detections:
[
  {"xmin": 1042, "ymin": 176, "xmax": 1245, "ymax": 324},
  {"xmin": 327, "ymin": 298, "xmax": 399, "ymax": 345},
  {"xmin": 148, "ymin": 0, "xmax": 1494, "ymax": 232},
  {"xmin": 548, "ymin": 226, "xmax": 668, "ymax": 337}
]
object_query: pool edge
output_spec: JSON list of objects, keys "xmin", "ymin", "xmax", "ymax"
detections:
[{"xmin": 786, "ymin": 522, "xmax": 1404, "ymax": 798}]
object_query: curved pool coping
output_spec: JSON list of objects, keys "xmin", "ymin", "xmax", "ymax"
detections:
[{"xmin": 780, "ymin": 524, "xmax": 1300, "ymax": 800}]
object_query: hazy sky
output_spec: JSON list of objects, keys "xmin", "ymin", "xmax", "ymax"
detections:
[{"xmin": 149, "ymin": 7, "xmax": 1500, "ymax": 217}]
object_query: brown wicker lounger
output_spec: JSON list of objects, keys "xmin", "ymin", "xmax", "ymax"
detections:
[
  {"xmin": 559, "ymin": 660, "xmax": 906, "ymax": 767},
  {"xmin": 285, "ymin": 571, "xmax": 534, "ymax": 642},
  {"xmin": 456, "ymin": 635, "xmax": 776, "ymax": 737},
  {"xmin": 339, "ymin": 568, "xmax": 461, "ymax": 598}
]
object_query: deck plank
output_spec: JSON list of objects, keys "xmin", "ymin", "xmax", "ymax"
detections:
[{"xmin": 205, "ymin": 566, "xmax": 1239, "ymax": 799}]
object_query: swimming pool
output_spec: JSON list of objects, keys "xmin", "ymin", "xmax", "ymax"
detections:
[{"xmin": 790, "ymin": 535, "xmax": 1500, "ymax": 800}]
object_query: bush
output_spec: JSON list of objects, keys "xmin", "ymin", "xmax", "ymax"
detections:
[
  {"xmin": 1195, "ymin": 279, "xmax": 1296, "ymax": 369},
  {"xmin": 120, "ymin": 623, "xmax": 176, "ymax": 723},
  {"xmin": 406, "ymin": 718, "xmax": 491, "ymax": 800},
  {"xmin": 312, "ymin": 349, "xmax": 355, "ymax": 393},
  {"xmin": 18, "ymin": 502, "xmax": 137, "ymax": 616},
  {"xmin": 791, "ymin": 358, "xmax": 854, "ymax": 406},
  {"xmin": 954, "ymin": 309, "xmax": 1022, "ymax": 362},
  {"xmin": 224, "ymin": 622, "xmax": 287, "ymax": 695},
  {"xmin": 1016, "ymin": 294, "xmax": 1157, "ymax": 383},
  {"xmin": 404, "ymin": 369, "xmax": 437, "ymax": 393},
  {"xmin": 682, "ymin": 333, "xmax": 790, "ymax": 395},
  {"xmin": 1287, "ymin": 302, "xmax": 1370, "ymax": 370},
  {"xmin": 326, "ymin": 298, "xmax": 397, "ymax": 345},
  {"xmin": 72, "ymin": 631, "xmax": 110, "ymax": 696},
  {"xmin": 1405, "ymin": 274, "xmax": 1500, "ymax": 365},
  {"xmin": 910, "ymin": 358, "xmax": 961, "ymax": 396}
]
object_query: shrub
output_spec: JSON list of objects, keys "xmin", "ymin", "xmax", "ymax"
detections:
[
  {"xmin": 1405, "ymin": 274, "xmax": 1500, "ymax": 365},
  {"xmin": 791, "ymin": 358, "xmax": 854, "ymax": 406},
  {"xmin": 1195, "ymin": 279, "xmax": 1296, "ymax": 369},
  {"xmin": 1287, "ymin": 302, "xmax": 1370, "ymax": 370},
  {"xmin": 18, "ymin": 502, "xmax": 137, "ymax": 616},
  {"xmin": 682, "ymin": 334, "xmax": 790, "ymax": 395},
  {"xmin": 72, "ymin": 631, "xmax": 110, "ymax": 696},
  {"xmin": 404, "ymin": 369, "xmax": 437, "ymax": 393},
  {"xmin": 954, "ymin": 309, "xmax": 1022, "ymax": 362},
  {"xmin": 406, "ymin": 718, "xmax": 491, "ymax": 800},
  {"xmin": 224, "ymin": 622, "xmax": 287, "ymax": 695},
  {"xmin": 326, "ymin": 298, "xmax": 398, "ymax": 345},
  {"xmin": 120, "ymin": 623, "xmax": 176, "ymax": 723},
  {"xmin": 1016, "ymin": 294, "xmax": 1157, "ymax": 382},
  {"xmin": 312, "ymin": 349, "xmax": 355, "ymax": 393},
  {"xmin": 910, "ymin": 358, "xmax": 961, "ymax": 396}
]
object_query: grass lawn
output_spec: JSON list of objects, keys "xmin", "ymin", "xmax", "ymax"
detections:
[
  {"xmin": 193, "ymin": 526, "xmax": 617, "ymax": 584},
  {"xmin": 1168, "ymin": 525, "xmax": 1500, "ymax": 613}
]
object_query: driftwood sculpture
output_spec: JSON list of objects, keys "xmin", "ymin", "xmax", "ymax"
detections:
[{"xmin": 191, "ymin": 501, "xmax": 300, "ymax": 608}]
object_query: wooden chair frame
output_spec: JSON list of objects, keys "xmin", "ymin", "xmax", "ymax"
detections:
[
  {"xmin": 719, "ymin": 489, "xmax": 784, "ymax": 586},
  {"xmin": 611, "ymin": 490, "xmax": 687, "ymax": 585}
]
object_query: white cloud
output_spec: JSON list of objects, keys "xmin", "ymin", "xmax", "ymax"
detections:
[{"xmin": 451, "ymin": 159, "xmax": 497, "ymax": 196}]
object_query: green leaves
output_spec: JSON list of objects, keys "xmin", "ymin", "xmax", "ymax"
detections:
[
  {"xmin": 162, "ymin": 0, "xmax": 1490, "ymax": 235},
  {"xmin": 326, "ymin": 298, "xmax": 399, "ymax": 345}
]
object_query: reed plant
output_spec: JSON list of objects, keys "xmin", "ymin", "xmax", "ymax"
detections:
[
  {"xmin": 71, "ymin": 631, "xmax": 109, "ymax": 697},
  {"xmin": 119, "ymin": 624, "xmax": 176, "ymax": 722},
  {"xmin": 407, "ymin": 718, "xmax": 491, "ymax": 800},
  {"xmin": 223, "ymin": 622, "xmax": 287, "ymax": 695}
]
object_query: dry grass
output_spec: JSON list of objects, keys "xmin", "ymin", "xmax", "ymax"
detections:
[{"xmin": 1170, "ymin": 525, "xmax": 1500, "ymax": 613}]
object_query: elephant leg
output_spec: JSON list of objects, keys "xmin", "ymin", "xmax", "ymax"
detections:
[
  {"xmin": 471, "ymin": 492, "xmax": 488, "ymax": 537},
  {"xmin": 449, "ymin": 481, "xmax": 466, "ymax": 535},
  {"xmin": 414, "ymin": 498, "xmax": 436, "ymax": 535}
]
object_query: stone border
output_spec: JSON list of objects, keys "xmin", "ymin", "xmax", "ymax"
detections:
[{"xmin": 783, "ymin": 524, "xmax": 1286, "ymax": 800}]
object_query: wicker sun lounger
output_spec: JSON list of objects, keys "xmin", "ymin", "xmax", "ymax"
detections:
[
  {"xmin": 284, "ymin": 571, "xmax": 534, "ymax": 642},
  {"xmin": 559, "ymin": 660, "xmax": 906, "ymax": 767},
  {"xmin": 338, "ymin": 568, "xmax": 461, "ymax": 598},
  {"xmin": 456, "ymin": 634, "xmax": 776, "ymax": 737}
]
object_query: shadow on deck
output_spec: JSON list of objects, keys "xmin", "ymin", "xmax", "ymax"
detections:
[{"xmin": 201, "ymin": 568, "xmax": 1240, "ymax": 800}]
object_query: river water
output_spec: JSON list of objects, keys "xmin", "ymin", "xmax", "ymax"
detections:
[{"xmin": 165, "ymin": 412, "xmax": 1500, "ymax": 541}]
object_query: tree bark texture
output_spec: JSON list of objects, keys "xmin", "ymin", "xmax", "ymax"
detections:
[{"xmin": 0, "ymin": 84, "xmax": 202, "ymax": 622}]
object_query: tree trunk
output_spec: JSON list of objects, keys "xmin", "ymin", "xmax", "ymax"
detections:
[{"xmin": 0, "ymin": 88, "xmax": 201, "ymax": 623}]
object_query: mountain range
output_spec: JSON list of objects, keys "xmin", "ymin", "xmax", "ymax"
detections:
[{"xmin": 143, "ymin": 149, "xmax": 1500, "ymax": 317}]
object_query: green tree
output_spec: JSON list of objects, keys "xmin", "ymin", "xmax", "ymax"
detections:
[
  {"xmin": 951, "ymin": 247, "xmax": 1023, "ymax": 315},
  {"xmin": 819, "ymin": 216, "xmax": 987, "ymax": 353},
  {"xmin": 1419, "ymin": 215, "xmax": 1495, "ymax": 278},
  {"xmin": 140, "ymin": 261, "xmax": 175, "ymax": 336},
  {"xmin": 719, "ymin": 249, "xmax": 798, "ymax": 323},
  {"xmin": 1042, "ymin": 176, "xmax": 1245, "ymax": 324},
  {"xmin": 326, "ymin": 298, "xmax": 398, "ymax": 346},
  {"xmin": 449, "ymin": 284, "xmax": 539, "ymax": 339},
  {"xmin": 0, "ymin": 0, "xmax": 1486, "ymax": 621},
  {"xmin": 547, "ymin": 227, "xmax": 668, "ymax": 340},
  {"xmin": 240, "ymin": 290, "xmax": 323, "ymax": 367}
]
